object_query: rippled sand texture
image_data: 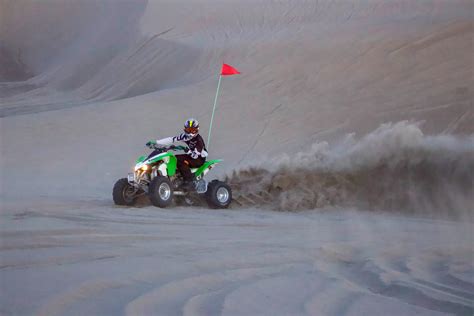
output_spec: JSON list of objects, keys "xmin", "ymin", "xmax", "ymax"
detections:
[{"xmin": 1, "ymin": 205, "xmax": 473, "ymax": 316}]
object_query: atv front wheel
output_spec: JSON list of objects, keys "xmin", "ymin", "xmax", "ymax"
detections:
[
  {"xmin": 205, "ymin": 180, "xmax": 232, "ymax": 209},
  {"xmin": 149, "ymin": 176, "xmax": 173, "ymax": 208},
  {"xmin": 113, "ymin": 178, "xmax": 138, "ymax": 206}
]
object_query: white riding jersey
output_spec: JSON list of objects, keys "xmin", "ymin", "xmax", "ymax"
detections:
[{"xmin": 156, "ymin": 133, "xmax": 208, "ymax": 159}]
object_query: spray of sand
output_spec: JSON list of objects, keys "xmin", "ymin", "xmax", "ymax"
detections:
[{"xmin": 228, "ymin": 121, "xmax": 473, "ymax": 219}]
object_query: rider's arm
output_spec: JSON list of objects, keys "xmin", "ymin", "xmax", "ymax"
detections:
[
  {"xmin": 155, "ymin": 137, "xmax": 174, "ymax": 146},
  {"xmin": 172, "ymin": 133, "xmax": 192, "ymax": 142},
  {"xmin": 155, "ymin": 133, "xmax": 192, "ymax": 146}
]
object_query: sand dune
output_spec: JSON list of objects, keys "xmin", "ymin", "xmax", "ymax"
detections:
[
  {"xmin": 1, "ymin": 1, "xmax": 472, "ymax": 134},
  {"xmin": 0, "ymin": 1, "xmax": 473, "ymax": 315}
]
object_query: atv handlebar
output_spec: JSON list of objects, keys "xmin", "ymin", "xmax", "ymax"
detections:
[
  {"xmin": 147, "ymin": 144, "xmax": 188, "ymax": 152},
  {"xmin": 171, "ymin": 145, "xmax": 188, "ymax": 151}
]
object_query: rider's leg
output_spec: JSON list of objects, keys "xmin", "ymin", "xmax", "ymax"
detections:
[
  {"xmin": 176, "ymin": 154, "xmax": 193, "ymax": 181},
  {"xmin": 187, "ymin": 157, "xmax": 205, "ymax": 169},
  {"xmin": 176, "ymin": 155, "xmax": 205, "ymax": 190}
]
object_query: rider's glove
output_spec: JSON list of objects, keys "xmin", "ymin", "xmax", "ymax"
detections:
[
  {"xmin": 189, "ymin": 149, "xmax": 199, "ymax": 159},
  {"xmin": 145, "ymin": 140, "xmax": 156, "ymax": 148}
]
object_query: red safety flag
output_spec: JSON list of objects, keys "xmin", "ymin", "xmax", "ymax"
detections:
[{"xmin": 221, "ymin": 63, "xmax": 240, "ymax": 76}]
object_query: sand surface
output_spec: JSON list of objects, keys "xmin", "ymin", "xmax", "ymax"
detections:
[
  {"xmin": 1, "ymin": 202, "xmax": 473, "ymax": 316},
  {"xmin": 1, "ymin": 1, "xmax": 473, "ymax": 315}
]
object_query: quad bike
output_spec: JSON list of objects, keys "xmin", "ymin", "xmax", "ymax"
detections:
[{"xmin": 113, "ymin": 144, "xmax": 232, "ymax": 208}]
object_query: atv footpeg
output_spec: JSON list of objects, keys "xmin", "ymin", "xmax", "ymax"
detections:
[{"xmin": 195, "ymin": 179, "xmax": 208, "ymax": 193}]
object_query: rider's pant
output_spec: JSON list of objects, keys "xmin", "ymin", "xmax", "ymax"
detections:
[{"xmin": 176, "ymin": 155, "xmax": 205, "ymax": 181}]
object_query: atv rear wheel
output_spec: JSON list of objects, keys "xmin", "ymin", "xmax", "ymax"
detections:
[
  {"xmin": 113, "ymin": 178, "xmax": 138, "ymax": 206},
  {"xmin": 205, "ymin": 180, "xmax": 232, "ymax": 209},
  {"xmin": 149, "ymin": 176, "xmax": 173, "ymax": 208}
]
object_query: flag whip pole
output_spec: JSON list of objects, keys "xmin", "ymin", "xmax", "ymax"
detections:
[{"xmin": 207, "ymin": 74, "xmax": 222, "ymax": 149}]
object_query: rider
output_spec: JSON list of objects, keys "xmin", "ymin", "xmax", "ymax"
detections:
[{"xmin": 146, "ymin": 118, "xmax": 208, "ymax": 189}]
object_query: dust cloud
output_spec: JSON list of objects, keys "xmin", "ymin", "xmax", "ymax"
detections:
[{"xmin": 229, "ymin": 121, "xmax": 473, "ymax": 219}]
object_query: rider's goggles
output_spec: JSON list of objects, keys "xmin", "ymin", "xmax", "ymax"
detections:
[{"xmin": 184, "ymin": 127, "xmax": 199, "ymax": 134}]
